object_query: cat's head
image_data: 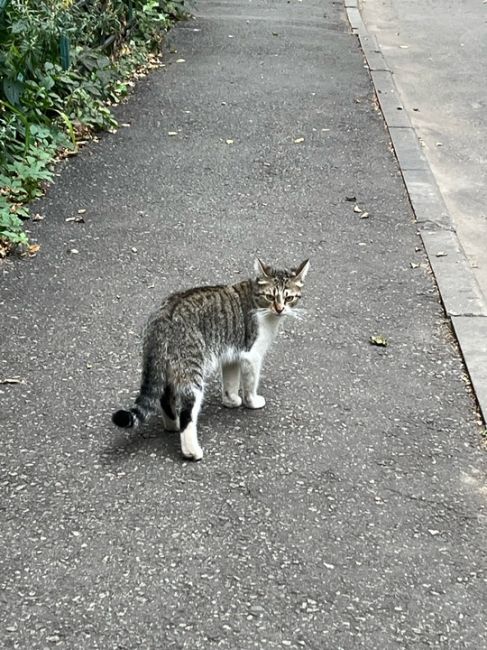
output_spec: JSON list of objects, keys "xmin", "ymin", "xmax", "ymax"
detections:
[{"xmin": 254, "ymin": 258, "xmax": 310, "ymax": 317}]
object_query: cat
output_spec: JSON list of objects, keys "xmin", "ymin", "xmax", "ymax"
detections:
[{"xmin": 112, "ymin": 258, "xmax": 309, "ymax": 460}]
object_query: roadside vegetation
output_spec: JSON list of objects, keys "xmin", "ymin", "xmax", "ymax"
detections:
[{"xmin": 0, "ymin": 0, "xmax": 186, "ymax": 255}]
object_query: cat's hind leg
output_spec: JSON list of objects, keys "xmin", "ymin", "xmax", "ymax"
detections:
[
  {"xmin": 240, "ymin": 355, "xmax": 266, "ymax": 409},
  {"xmin": 221, "ymin": 361, "xmax": 242, "ymax": 408},
  {"xmin": 160, "ymin": 384, "xmax": 180, "ymax": 431},
  {"xmin": 179, "ymin": 387, "xmax": 204, "ymax": 461}
]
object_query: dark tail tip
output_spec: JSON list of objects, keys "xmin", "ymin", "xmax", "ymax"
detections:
[{"xmin": 112, "ymin": 409, "xmax": 135, "ymax": 428}]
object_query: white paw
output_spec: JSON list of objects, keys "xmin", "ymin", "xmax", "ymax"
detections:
[
  {"xmin": 243, "ymin": 394, "xmax": 266, "ymax": 409},
  {"xmin": 181, "ymin": 443, "xmax": 204, "ymax": 461},
  {"xmin": 180, "ymin": 427, "xmax": 203, "ymax": 461},
  {"xmin": 222, "ymin": 393, "xmax": 242, "ymax": 408}
]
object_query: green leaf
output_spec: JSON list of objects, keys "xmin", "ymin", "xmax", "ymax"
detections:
[{"xmin": 2, "ymin": 78, "xmax": 23, "ymax": 105}]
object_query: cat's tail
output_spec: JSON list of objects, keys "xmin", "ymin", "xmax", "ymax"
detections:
[{"xmin": 112, "ymin": 356, "xmax": 163, "ymax": 429}]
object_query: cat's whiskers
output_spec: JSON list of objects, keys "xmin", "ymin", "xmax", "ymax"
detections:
[{"xmin": 287, "ymin": 307, "xmax": 306, "ymax": 321}]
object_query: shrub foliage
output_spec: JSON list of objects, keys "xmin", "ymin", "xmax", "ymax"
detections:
[{"xmin": 0, "ymin": 0, "xmax": 186, "ymax": 250}]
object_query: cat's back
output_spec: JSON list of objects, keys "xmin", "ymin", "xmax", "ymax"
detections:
[
  {"xmin": 162, "ymin": 279, "xmax": 253, "ymax": 317},
  {"xmin": 146, "ymin": 279, "xmax": 256, "ymax": 347}
]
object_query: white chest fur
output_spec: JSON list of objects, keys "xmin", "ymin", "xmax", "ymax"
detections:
[{"xmin": 246, "ymin": 312, "xmax": 281, "ymax": 361}]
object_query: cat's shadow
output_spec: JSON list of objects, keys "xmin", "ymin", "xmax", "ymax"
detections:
[
  {"xmin": 100, "ymin": 388, "xmax": 268, "ymax": 466},
  {"xmin": 100, "ymin": 415, "xmax": 183, "ymax": 466},
  {"xmin": 100, "ymin": 397, "xmax": 237, "ymax": 466}
]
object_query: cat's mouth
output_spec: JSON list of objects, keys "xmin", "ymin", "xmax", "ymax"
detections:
[{"xmin": 271, "ymin": 308, "xmax": 287, "ymax": 317}]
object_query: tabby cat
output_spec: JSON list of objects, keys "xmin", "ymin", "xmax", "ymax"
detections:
[{"xmin": 112, "ymin": 258, "xmax": 309, "ymax": 460}]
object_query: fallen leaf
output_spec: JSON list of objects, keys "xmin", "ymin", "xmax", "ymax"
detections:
[
  {"xmin": 436, "ymin": 251, "xmax": 447, "ymax": 257},
  {"xmin": 0, "ymin": 378, "xmax": 22, "ymax": 384},
  {"xmin": 428, "ymin": 529, "xmax": 440, "ymax": 536},
  {"xmin": 293, "ymin": 137, "xmax": 304, "ymax": 144},
  {"xmin": 131, "ymin": 247, "xmax": 138, "ymax": 253},
  {"xmin": 74, "ymin": 216, "xmax": 85, "ymax": 223},
  {"xmin": 67, "ymin": 248, "xmax": 79, "ymax": 254},
  {"xmin": 345, "ymin": 195, "xmax": 356, "ymax": 202},
  {"xmin": 32, "ymin": 213, "xmax": 44, "ymax": 221},
  {"xmin": 28, "ymin": 244, "xmax": 40, "ymax": 256},
  {"xmin": 65, "ymin": 217, "xmax": 76, "ymax": 222},
  {"xmin": 353, "ymin": 205, "xmax": 362, "ymax": 213},
  {"xmin": 370, "ymin": 335, "xmax": 388, "ymax": 347},
  {"xmin": 399, "ymin": 45, "xmax": 409, "ymax": 49},
  {"xmin": 77, "ymin": 209, "xmax": 86, "ymax": 214},
  {"xmin": 360, "ymin": 211, "xmax": 369, "ymax": 219},
  {"xmin": 410, "ymin": 262, "xmax": 420, "ymax": 269},
  {"xmin": 272, "ymin": 32, "xmax": 279, "ymax": 36},
  {"xmin": 168, "ymin": 131, "xmax": 178, "ymax": 136},
  {"xmin": 176, "ymin": 58, "xmax": 186, "ymax": 63},
  {"xmin": 225, "ymin": 139, "xmax": 234, "ymax": 144}
]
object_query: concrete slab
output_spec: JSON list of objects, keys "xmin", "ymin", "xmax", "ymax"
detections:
[
  {"xmin": 452, "ymin": 316, "xmax": 487, "ymax": 419},
  {"xmin": 370, "ymin": 70, "xmax": 412, "ymax": 128},
  {"xmin": 420, "ymin": 230, "xmax": 487, "ymax": 318},
  {"xmin": 401, "ymin": 168, "xmax": 451, "ymax": 229},
  {"xmin": 388, "ymin": 126, "xmax": 429, "ymax": 171}
]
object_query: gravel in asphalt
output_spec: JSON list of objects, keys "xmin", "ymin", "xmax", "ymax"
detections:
[{"xmin": 1, "ymin": 1, "xmax": 486, "ymax": 648}]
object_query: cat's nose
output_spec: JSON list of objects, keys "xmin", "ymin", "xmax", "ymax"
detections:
[{"xmin": 275, "ymin": 304, "xmax": 284, "ymax": 314}]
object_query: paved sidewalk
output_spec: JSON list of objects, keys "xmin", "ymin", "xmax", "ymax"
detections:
[
  {"xmin": 356, "ymin": 0, "xmax": 487, "ymax": 424},
  {"xmin": 361, "ymin": 0, "xmax": 487, "ymax": 295},
  {"xmin": 1, "ymin": 1, "xmax": 486, "ymax": 648}
]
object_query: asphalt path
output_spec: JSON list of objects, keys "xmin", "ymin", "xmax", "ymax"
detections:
[{"xmin": 1, "ymin": 1, "xmax": 486, "ymax": 648}]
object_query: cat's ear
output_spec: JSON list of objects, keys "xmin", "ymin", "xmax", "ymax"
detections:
[
  {"xmin": 254, "ymin": 258, "xmax": 272, "ymax": 277},
  {"xmin": 292, "ymin": 259, "xmax": 310, "ymax": 285}
]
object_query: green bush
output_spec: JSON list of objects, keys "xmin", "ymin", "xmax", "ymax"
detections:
[{"xmin": 0, "ymin": 0, "xmax": 186, "ymax": 252}]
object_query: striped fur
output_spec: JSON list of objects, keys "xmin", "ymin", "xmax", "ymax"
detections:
[{"xmin": 112, "ymin": 259, "xmax": 309, "ymax": 460}]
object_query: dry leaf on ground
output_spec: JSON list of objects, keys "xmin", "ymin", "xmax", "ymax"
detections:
[
  {"xmin": 370, "ymin": 335, "xmax": 388, "ymax": 347},
  {"xmin": 28, "ymin": 244, "xmax": 40, "ymax": 256}
]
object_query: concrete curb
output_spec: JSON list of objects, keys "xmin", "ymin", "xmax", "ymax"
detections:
[{"xmin": 344, "ymin": 0, "xmax": 487, "ymax": 424}]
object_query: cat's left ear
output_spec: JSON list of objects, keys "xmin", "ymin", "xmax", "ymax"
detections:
[
  {"xmin": 292, "ymin": 259, "xmax": 310, "ymax": 285},
  {"xmin": 254, "ymin": 258, "xmax": 272, "ymax": 277}
]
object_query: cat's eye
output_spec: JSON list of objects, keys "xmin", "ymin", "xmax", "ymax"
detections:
[
  {"xmin": 264, "ymin": 293, "xmax": 274, "ymax": 301},
  {"xmin": 285, "ymin": 295, "xmax": 295, "ymax": 303}
]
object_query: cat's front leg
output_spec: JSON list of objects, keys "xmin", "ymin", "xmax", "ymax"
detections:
[
  {"xmin": 221, "ymin": 361, "xmax": 242, "ymax": 408},
  {"xmin": 240, "ymin": 355, "xmax": 266, "ymax": 409}
]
